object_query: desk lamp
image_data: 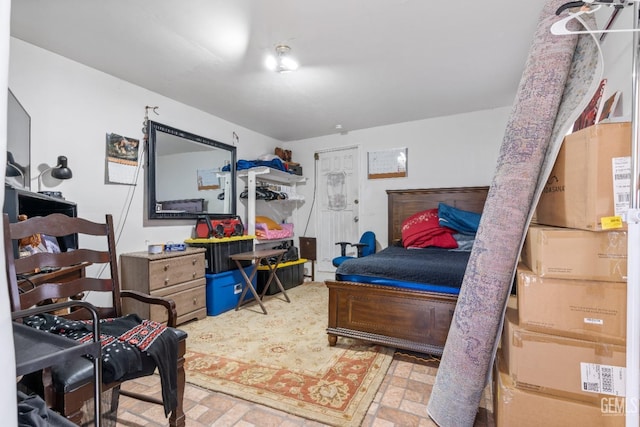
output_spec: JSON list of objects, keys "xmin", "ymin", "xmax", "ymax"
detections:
[{"xmin": 37, "ymin": 155, "xmax": 73, "ymax": 193}]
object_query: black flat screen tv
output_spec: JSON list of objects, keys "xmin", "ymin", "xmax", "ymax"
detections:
[{"xmin": 7, "ymin": 89, "xmax": 31, "ymax": 191}]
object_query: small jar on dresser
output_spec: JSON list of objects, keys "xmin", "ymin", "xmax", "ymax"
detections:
[{"xmin": 120, "ymin": 247, "xmax": 206, "ymax": 326}]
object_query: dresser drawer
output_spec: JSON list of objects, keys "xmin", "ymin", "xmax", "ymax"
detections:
[
  {"xmin": 148, "ymin": 254, "xmax": 205, "ymax": 291},
  {"xmin": 120, "ymin": 248, "xmax": 206, "ymax": 325},
  {"xmin": 150, "ymin": 278, "xmax": 206, "ymax": 322}
]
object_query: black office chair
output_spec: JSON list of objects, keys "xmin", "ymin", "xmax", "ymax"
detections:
[{"xmin": 332, "ymin": 231, "xmax": 376, "ymax": 267}]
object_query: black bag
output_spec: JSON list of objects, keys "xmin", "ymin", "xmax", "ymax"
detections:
[{"xmin": 262, "ymin": 240, "xmax": 299, "ymax": 264}]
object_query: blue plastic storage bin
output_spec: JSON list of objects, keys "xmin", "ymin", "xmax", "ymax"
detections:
[{"xmin": 205, "ymin": 266, "xmax": 255, "ymax": 316}]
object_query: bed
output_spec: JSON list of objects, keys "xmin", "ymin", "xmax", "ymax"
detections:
[{"xmin": 325, "ymin": 186, "xmax": 489, "ymax": 356}]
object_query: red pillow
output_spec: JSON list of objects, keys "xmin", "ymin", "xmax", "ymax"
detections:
[{"xmin": 401, "ymin": 209, "xmax": 458, "ymax": 249}]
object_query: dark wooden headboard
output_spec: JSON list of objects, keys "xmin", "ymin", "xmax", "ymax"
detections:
[{"xmin": 386, "ymin": 186, "xmax": 490, "ymax": 246}]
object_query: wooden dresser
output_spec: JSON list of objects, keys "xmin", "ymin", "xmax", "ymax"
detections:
[{"xmin": 120, "ymin": 247, "xmax": 206, "ymax": 326}]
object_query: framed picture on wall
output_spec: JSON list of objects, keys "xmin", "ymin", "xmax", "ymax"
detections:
[{"xmin": 367, "ymin": 147, "xmax": 408, "ymax": 179}]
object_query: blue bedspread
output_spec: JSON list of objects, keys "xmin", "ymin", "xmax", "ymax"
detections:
[{"xmin": 335, "ymin": 245, "xmax": 469, "ymax": 295}]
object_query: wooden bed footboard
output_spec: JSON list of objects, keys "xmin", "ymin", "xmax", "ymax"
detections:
[{"xmin": 325, "ymin": 280, "xmax": 457, "ymax": 356}]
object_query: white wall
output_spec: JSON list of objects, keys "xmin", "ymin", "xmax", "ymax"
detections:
[
  {"xmin": 10, "ymin": 13, "xmax": 635, "ymax": 261},
  {"xmin": 8, "ymin": 36, "xmax": 512, "ymax": 261},
  {"xmin": 287, "ymin": 107, "xmax": 511, "ymax": 248},
  {"xmin": 594, "ymin": 9, "xmax": 634, "ymax": 120},
  {"xmin": 1, "ymin": 1, "xmax": 18, "ymax": 424},
  {"xmin": 285, "ymin": 8, "xmax": 640, "ymax": 257},
  {"xmin": 8, "ymin": 38, "xmax": 280, "ymax": 259}
]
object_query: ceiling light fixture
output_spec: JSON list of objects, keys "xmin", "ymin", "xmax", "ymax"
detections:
[{"xmin": 266, "ymin": 45, "xmax": 299, "ymax": 73}]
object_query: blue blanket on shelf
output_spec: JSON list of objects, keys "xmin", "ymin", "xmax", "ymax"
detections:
[{"xmin": 223, "ymin": 158, "xmax": 291, "ymax": 173}]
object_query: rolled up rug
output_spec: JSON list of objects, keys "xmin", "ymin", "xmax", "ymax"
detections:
[{"xmin": 426, "ymin": 1, "xmax": 603, "ymax": 425}]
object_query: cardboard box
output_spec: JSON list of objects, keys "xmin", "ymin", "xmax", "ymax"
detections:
[
  {"xmin": 494, "ymin": 352, "xmax": 625, "ymax": 427},
  {"xmin": 205, "ymin": 267, "xmax": 255, "ymax": 316},
  {"xmin": 522, "ymin": 224, "xmax": 627, "ymax": 282},
  {"xmin": 501, "ymin": 308, "xmax": 626, "ymax": 404},
  {"xmin": 536, "ymin": 122, "xmax": 631, "ymax": 231},
  {"xmin": 516, "ymin": 264, "xmax": 626, "ymax": 344}
]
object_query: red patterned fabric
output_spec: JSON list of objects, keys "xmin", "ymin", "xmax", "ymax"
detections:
[
  {"xmin": 118, "ymin": 319, "xmax": 168, "ymax": 352},
  {"xmin": 25, "ymin": 313, "xmax": 177, "ymax": 416},
  {"xmin": 401, "ymin": 209, "xmax": 457, "ymax": 249}
]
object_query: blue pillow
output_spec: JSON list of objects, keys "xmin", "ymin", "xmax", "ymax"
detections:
[{"xmin": 438, "ymin": 203, "xmax": 481, "ymax": 235}]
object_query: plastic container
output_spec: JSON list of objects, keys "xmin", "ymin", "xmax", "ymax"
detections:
[
  {"xmin": 186, "ymin": 236, "xmax": 254, "ymax": 273},
  {"xmin": 257, "ymin": 258, "xmax": 306, "ymax": 295},
  {"xmin": 205, "ymin": 266, "xmax": 256, "ymax": 316}
]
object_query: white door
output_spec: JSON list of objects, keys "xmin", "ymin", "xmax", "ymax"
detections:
[{"xmin": 316, "ymin": 147, "xmax": 360, "ymax": 272}]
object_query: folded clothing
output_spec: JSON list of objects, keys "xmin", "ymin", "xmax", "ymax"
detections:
[
  {"xmin": 256, "ymin": 222, "xmax": 294, "ymax": 240},
  {"xmin": 224, "ymin": 158, "xmax": 291, "ymax": 173},
  {"xmin": 437, "ymin": 202, "xmax": 482, "ymax": 235}
]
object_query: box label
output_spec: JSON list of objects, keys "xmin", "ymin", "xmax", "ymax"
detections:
[
  {"xmin": 584, "ymin": 317, "xmax": 604, "ymax": 325},
  {"xmin": 612, "ymin": 156, "xmax": 631, "ymax": 219},
  {"xmin": 581, "ymin": 362, "xmax": 626, "ymax": 396},
  {"xmin": 601, "ymin": 216, "xmax": 624, "ymax": 230}
]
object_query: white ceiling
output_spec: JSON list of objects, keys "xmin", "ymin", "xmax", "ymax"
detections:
[{"xmin": 9, "ymin": 1, "xmax": 547, "ymax": 142}]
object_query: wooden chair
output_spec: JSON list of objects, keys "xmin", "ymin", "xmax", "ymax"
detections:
[{"xmin": 4, "ymin": 213, "xmax": 186, "ymax": 426}]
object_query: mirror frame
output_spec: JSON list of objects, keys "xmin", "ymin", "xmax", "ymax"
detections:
[{"xmin": 147, "ymin": 121, "xmax": 237, "ymax": 220}]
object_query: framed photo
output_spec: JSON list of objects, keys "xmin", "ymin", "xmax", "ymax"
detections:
[{"xmin": 106, "ymin": 133, "xmax": 139, "ymax": 185}]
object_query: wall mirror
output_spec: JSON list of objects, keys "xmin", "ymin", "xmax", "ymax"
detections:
[{"xmin": 147, "ymin": 121, "xmax": 236, "ymax": 220}]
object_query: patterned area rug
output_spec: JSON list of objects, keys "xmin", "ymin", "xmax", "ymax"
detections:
[{"xmin": 180, "ymin": 282, "xmax": 394, "ymax": 427}]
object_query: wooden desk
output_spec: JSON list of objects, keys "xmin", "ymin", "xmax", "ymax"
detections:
[
  {"xmin": 18, "ymin": 263, "xmax": 89, "ymax": 314},
  {"xmin": 230, "ymin": 249, "xmax": 289, "ymax": 314},
  {"xmin": 18, "ymin": 263, "xmax": 88, "ymax": 288}
]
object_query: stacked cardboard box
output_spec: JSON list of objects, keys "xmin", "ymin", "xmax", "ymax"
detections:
[
  {"xmin": 495, "ymin": 123, "xmax": 630, "ymax": 426},
  {"xmin": 536, "ymin": 122, "xmax": 631, "ymax": 231}
]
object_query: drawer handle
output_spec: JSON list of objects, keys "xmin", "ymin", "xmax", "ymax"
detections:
[
  {"xmin": 192, "ymin": 258, "xmax": 197, "ymax": 265},
  {"xmin": 164, "ymin": 264, "xmax": 170, "ymax": 271},
  {"xmin": 193, "ymin": 298, "xmax": 197, "ymax": 305},
  {"xmin": 164, "ymin": 278, "xmax": 169, "ymax": 285},
  {"xmin": 192, "ymin": 272, "xmax": 197, "ymax": 279}
]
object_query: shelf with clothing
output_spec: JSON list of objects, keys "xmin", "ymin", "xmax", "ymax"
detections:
[{"xmin": 237, "ymin": 167, "xmax": 305, "ymax": 246}]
